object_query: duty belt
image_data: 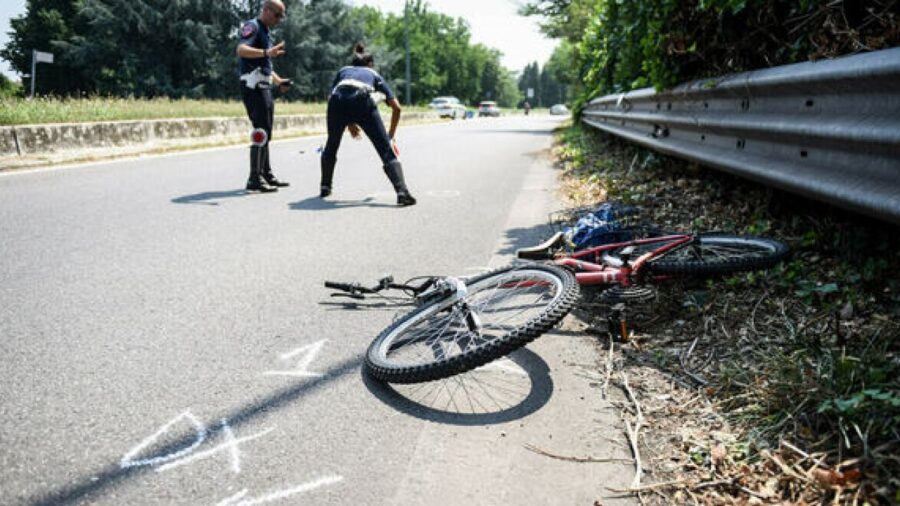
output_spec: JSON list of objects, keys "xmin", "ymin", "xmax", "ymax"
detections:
[
  {"xmin": 240, "ymin": 68, "xmax": 273, "ymax": 89},
  {"xmin": 331, "ymin": 79, "xmax": 374, "ymax": 96}
]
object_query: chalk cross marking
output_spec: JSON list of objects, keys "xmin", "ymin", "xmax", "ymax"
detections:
[{"xmin": 120, "ymin": 411, "xmax": 273, "ymax": 475}]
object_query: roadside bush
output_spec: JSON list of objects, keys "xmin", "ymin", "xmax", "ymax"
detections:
[{"xmin": 574, "ymin": 0, "xmax": 900, "ymax": 103}]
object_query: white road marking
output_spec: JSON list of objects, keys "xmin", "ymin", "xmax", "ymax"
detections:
[
  {"xmin": 157, "ymin": 425, "xmax": 275, "ymax": 474},
  {"xmin": 120, "ymin": 410, "xmax": 207, "ymax": 469},
  {"xmin": 262, "ymin": 339, "xmax": 327, "ymax": 378},
  {"xmin": 213, "ymin": 476, "xmax": 345, "ymax": 506}
]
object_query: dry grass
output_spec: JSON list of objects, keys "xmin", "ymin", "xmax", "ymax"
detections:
[{"xmin": 553, "ymin": 124, "xmax": 900, "ymax": 505}]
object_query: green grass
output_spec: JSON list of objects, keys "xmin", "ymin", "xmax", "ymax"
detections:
[{"xmin": 0, "ymin": 96, "xmax": 433, "ymax": 126}]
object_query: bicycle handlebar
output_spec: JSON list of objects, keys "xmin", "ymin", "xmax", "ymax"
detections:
[{"xmin": 324, "ymin": 281, "xmax": 361, "ymax": 292}]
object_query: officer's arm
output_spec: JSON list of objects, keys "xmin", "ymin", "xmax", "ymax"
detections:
[
  {"xmin": 386, "ymin": 98, "xmax": 402, "ymax": 139},
  {"xmin": 237, "ymin": 44, "xmax": 269, "ymax": 59}
]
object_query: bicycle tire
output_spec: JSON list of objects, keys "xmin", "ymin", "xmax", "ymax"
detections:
[
  {"xmin": 365, "ymin": 264, "xmax": 579, "ymax": 383},
  {"xmin": 642, "ymin": 234, "xmax": 788, "ymax": 275}
]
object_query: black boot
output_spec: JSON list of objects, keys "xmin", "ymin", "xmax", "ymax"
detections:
[
  {"xmin": 383, "ymin": 160, "xmax": 416, "ymax": 206},
  {"xmin": 247, "ymin": 146, "xmax": 277, "ymax": 193},
  {"xmin": 261, "ymin": 144, "xmax": 289, "ymax": 187},
  {"xmin": 320, "ymin": 156, "xmax": 336, "ymax": 198}
]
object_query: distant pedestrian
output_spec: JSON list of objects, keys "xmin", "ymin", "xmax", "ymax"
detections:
[
  {"xmin": 320, "ymin": 43, "xmax": 416, "ymax": 206},
  {"xmin": 523, "ymin": 101, "xmax": 531, "ymax": 116},
  {"xmin": 237, "ymin": 0, "xmax": 292, "ymax": 192}
]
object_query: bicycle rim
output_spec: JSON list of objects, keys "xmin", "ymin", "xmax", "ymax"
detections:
[
  {"xmin": 365, "ymin": 265, "xmax": 579, "ymax": 383},
  {"xmin": 647, "ymin": 234, "xmax": 788, "ymax": 275}
]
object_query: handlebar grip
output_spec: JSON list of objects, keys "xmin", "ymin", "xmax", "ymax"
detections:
[{"xmin": 325, "ymin": 281, "xmax": 354, "ymax": 292}]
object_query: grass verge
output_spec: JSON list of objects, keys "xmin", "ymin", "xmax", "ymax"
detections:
[
  {"xmin": 0, "ymin": 96, "xmax": 432, "ymax": 126},
  {"xmin": 555, "ymin": 123, "xmax": 899, "ymax": 504}
]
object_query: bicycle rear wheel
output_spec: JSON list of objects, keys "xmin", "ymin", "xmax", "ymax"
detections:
[
  {"xmin": 365, "ymin": 264, "xmax": 579, "ymax": 383},
  {"xmin": 643, "ymin": 234, "xmax": 788, "ymax": 275}
]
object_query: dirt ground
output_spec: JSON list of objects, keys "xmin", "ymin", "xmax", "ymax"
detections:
[{"xmin": 552, "ymin": 125, "xmax": 900, "ymax": 505}]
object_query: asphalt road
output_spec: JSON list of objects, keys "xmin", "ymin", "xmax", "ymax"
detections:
[{"xmin": 0, "ymin": 116, "xmax": 635, "ymax": 505}]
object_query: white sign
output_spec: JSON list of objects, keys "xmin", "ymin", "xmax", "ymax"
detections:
[
  {"xmin": 34, "ymin": 51, "xmax": 54, "ymax": 64},
  {"xmin": 526, "ymin": 88, "xmax": 534, "ymax": 98}
]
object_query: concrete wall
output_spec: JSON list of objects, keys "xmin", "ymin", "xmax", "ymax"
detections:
[{"xmin": 1, "ymin": 112, "xmax": 437, "ymax": 157}]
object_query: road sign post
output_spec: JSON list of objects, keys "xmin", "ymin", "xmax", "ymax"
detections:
[{"xmin": 29, "ymin": 50, "xmax": 54, "ymax": 99}]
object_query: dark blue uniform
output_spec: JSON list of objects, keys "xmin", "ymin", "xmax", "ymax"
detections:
[
  {"xmin": 238, "ymin": 18, "xmax": 281, "ymax": 189},
  {"xmin": 322, "ymin": 66, "xmax": 397, "ymax": 166},
  {"xmin": 319, "ymin": 63, "xmax": 415, "ymax": 205}
]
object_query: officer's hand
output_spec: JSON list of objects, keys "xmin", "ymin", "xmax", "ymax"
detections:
[
  {"xmin": 267, "ymin": 41, "xmax": 286, "ymax": 58},
  {"xmin": 348, "ymin": 124, "xmax": 361, "ymax": 139},
  {"xmin": 278, "ymin": 79, "xmax": 292, "ymax": 93}
]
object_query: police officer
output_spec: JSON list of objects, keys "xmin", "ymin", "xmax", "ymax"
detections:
[
  {"xmin": 237, "ymin": 0, "xmax": 291, "ymax": 193},
  {"xmin": 320, "ymin": 43, "xmax": 416, "ymax": 206}
]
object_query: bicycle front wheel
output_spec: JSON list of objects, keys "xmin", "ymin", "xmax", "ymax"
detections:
[
  {"xmin": 365, "ymin": 264, "xmax": 579, "ymax": 383},
  {"xmin": 646, "ymin": 234, "xmax": 788, "ymax": 275}
]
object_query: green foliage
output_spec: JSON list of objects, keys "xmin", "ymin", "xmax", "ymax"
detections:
[
  {"xmin": 0, "ymin": 74, "xmax": 21, "ymax": 98},
  {"xmin": 2, "ymin": 0, "xmax": 521, "ymax": 105},
  {"xmin": 0, "ymin": 0, "xmax": 91, "ymax": 95},
  {"xmin": 522, "ymin": 0, "xmax": 900, "ymax": 109},
  {"xmin": 360, "ymin": 1, "xmax": 520, "ymax": 106}
]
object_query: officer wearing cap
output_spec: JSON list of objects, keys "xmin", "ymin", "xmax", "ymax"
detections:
[{"xmin": 237, "ymin": 0, "xmax": 291, "ymax": 193}]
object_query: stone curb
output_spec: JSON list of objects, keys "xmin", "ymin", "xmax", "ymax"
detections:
[{"xmin": 0, "ymin": 112, "xmax": 439, "ymax": 157}]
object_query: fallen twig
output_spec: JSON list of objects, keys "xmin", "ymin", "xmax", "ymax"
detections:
[
  {"xmin": 620, "ymin": 372, "xmax": 645, "ymax": 489},
  {"xmin": 606, "ymin": 478, "xmax": 693, "ymax": 494},
  {"xmin": 523, "ymin": 443, "xmax": 633, "ymax": 464}
]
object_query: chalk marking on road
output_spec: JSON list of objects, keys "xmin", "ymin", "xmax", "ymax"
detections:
[
  {"xmin": 262, "ymin": 339, "xmax": 327, "ymax": 378},
  {"xmin": 157, "ymin": 425, "xmax": 275, "ymax": 474},
  {"xmin": 213, "ymin": 476, "xmax": 345, "ymax": 506},
  {"xmin": 120, "ymin": 410, "xmax": 207, "ymax": 469},
  {"xmin": 215, "ymin": 489, "xmax": 249, "ymax": 506},
  {"xmin": 221, "ymin": 419, "xmax": 242, "ymax": 474}
]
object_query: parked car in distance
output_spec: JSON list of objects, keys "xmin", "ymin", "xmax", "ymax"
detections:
[
  {"xmin": 429, "ymin": 96, "xmax": 466, "ymax": 119},
  {"xmin": 549, "ymin": 104, "xmax": 570, "ymax": 115},
  {"xmin": 478, "ymin": 101, "xmax": 501, "ymax": 117}
]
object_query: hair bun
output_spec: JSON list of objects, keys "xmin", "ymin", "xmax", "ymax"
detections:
[{"xmin": 354, "ymin": 42, "xmax": 366, "ymax": 53}]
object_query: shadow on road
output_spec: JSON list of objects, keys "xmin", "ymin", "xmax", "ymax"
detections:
[
  {"xmin": 495, "ymin": 222, "xmax": 557, "ymax": 258},
  {"xmin": 27, "ymin": 356, "xmax": 362, "ymax": 506},
  {"xmin": 363, "ymin": 348, "xmax": 553, "ymax": 426},
  {"xmin": 289, "ymin": 195, "xmax": 396, "ymax": 210},
  {"xmin": 170, "ymin": 189, "xmax": 249, "ymax": 206}
]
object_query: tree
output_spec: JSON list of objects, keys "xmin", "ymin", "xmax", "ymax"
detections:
[
  {"xmin": 359, "ymin": 1, "xmax": 518, "ymax": 106},
  {"xmin": 276, "ymin": 0, "xmax": 369, "ymax": 101},
  {"xmin": 0, "ymin": 0, "xmax": 91, "ymax": 95},
  {"xmin": 63, "ymin": 0, "xmax": 239, "ymax": 97}
]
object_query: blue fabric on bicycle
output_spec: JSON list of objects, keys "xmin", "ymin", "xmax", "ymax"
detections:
[{"xmin": 565, "ymin": 203, "xmax": 637, "ymax": 250}]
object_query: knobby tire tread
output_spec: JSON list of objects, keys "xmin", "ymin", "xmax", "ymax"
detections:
[
  {"xmin": 647, "ymin": 234, "xmax": 788, "ymax": 275},
  {"xmin": 364, "ymin": 264, "xmax": 580, "ymax": 384}
]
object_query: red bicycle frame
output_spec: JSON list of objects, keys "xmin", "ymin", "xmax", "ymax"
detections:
[{"xmin": 552, "ymin": 234, "xmax": 693, "ymax": 287}]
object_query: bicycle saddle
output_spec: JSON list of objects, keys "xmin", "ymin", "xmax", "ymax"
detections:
[{"xmin": 517, "ymin": 231, "xmax": 566, "ymax": 260}]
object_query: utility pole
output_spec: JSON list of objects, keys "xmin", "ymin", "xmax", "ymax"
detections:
[{"xmin": 404, "ymin": 0, "xmax": 411, "ymax": 105}]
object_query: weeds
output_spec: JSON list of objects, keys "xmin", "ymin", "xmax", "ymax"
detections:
[{"xmin": 555, "ymin": 123, "xmax": 900, "ymax": 504}]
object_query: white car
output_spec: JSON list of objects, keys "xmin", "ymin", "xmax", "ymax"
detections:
[
  {"xmin": 430, "ymin": 96, "xmax": 467, "ymax": 119},
  {"xmin": 549, "ymin": 104, "xmax": 570, "ymax": 115},
  {"xmin": 478, "ymin": 101, "xmax": 501, "ymax": 117}
]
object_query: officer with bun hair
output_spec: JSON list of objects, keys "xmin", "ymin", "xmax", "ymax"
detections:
[{"xmin": 320, "ymin": 43, "xmax": 416, "ymax": 206}]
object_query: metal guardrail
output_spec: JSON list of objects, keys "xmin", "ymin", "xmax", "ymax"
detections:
[{"xmin": 582, "ymin": 47, "xmax": 900, "ymax": 224}]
